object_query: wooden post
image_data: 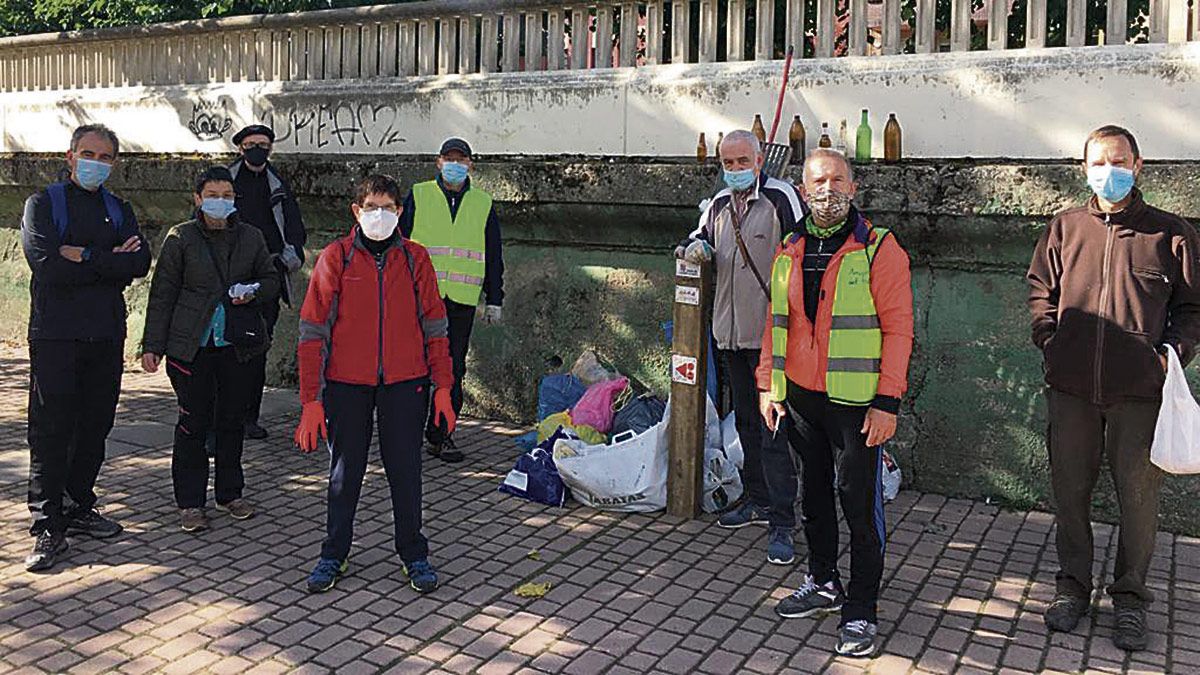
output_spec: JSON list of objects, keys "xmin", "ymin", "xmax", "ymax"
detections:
[{"xmin": 667, "ymin": 257, "xmax": 713, "ymax": 518}]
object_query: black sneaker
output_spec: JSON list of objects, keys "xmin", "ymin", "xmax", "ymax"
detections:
[
  {"xmin": 25, "ymin": 531, "xmax": 68, "ymax": 572},
  {"xmin": 65, "ymin": 507, "xmax": 123, "ymax": 539},
  {"xmin": 1044, "ymin": 593, "xmax": 1089, "ymax": 632},
  {"xmin": 244, "ymin": 422, "xmax": 268, "ymax": 440},
  {"xmin": 776, "ymin": 574, "xmax": 845, "ymax": 618},
  {"xmin": 836, "ymin": 620, "xmax": 879, "ymax": 658},
  {"xmin": 1112, "ymin": 606, "xmax": 1148, "ymax": 652},
  {"xmin": 427, "ymin": 437, "xmax": 464, "ymax": 463}
]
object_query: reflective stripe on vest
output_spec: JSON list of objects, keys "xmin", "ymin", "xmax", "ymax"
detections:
[
  {"xmin": 768, "ymin": 228, "xmax": 890, "ymax": 405},
  {"xmin": 408, "ymin": 180, "xmax": 492, "ymax": 306}
]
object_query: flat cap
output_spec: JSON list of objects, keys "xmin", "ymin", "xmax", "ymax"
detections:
[{"xmin": 233, "ymin": 124, "xmax": 275, "ymax": 145}]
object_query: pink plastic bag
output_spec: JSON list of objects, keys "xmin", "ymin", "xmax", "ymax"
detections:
[{"xmin": 571, "ymin": 377, "xmax": 629, "ymax": 434}]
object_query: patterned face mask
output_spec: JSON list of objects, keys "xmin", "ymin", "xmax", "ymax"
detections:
[{"xmin": 808, "ymin": 188, "xmax": 852, "ymax": 224}]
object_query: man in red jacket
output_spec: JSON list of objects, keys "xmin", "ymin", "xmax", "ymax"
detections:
[{"xmin": 294, "ymin": 174, "xmax": 456, "ymax": 594}]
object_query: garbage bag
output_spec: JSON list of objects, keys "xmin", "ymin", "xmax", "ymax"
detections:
[
  {"xmin": 571, "ymin": 377, "xmax": 630, "ymax": 434},
  {"xmin": 536, "ymin": 411, "xmax": 605, "ymax": 446},
  {"xmin": 1151, "ymin": 347, "xmax": 1200, "ymax": 474},
  {"xmin": 555, "ymin": 421, "xmax": 670, "ymax": 513},
  {"xmin": 570, "ymin": 350, "xmax": 618, "ymax": 386},
  {"xmin": 499, "ymin": 429, "xmax": 573, "ymax": 507},
  {"xmin": 702, "ymin": 396, "xmax": 743, "ymax": 512},
  {"xmin": 537, "ymin": 374, "xmax": 588, "ymax": 422},
  {"xmin": 612, "ymin": 395, "xmax": 668, "ymax": 437},
  {"xmin": 881, "ymin": 448, "xmax": 902, "ymax": 502},
  {"xmin": 720, "ymin": 411, "xmax": 744, "ymax": 469}
]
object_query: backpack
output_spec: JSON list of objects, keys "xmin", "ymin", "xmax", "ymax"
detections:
[{"xmin": 47, "ymin": 182, "xmax": 124, "ymax": 240}]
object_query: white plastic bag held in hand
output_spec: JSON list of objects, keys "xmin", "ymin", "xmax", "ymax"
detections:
[{"xmin": 1150, "ymin": 347, "xmax": 1200, "ymax": 474}]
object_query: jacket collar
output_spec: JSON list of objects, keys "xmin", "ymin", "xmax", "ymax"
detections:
[
  {"xmin": 351, "ymin": 226, "xmax": 404, "ymax": 254},
  {"xmin": 1087, "ymin": 187, "xmax": 1148, "ymax": 225},
  {"xmin": 436, "ymin": 174, "xmax": 472, "ymax": 195}
]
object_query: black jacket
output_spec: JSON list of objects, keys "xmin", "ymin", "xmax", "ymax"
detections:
[
  {"xmin": 21, "ymin": 182, "xmax": 151, "ymax": 341},
  {"xmin": 231, "ymin": 159, "xmax": 306, "ymax": 305},
  {"xmin": 399, "ymin": 176, "xmax": 504, "ymax": 307}
]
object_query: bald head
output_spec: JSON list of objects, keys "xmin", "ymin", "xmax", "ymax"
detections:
[{"xmin": 801, "ymin": 149, "xmax": 857, "ymax": 226}]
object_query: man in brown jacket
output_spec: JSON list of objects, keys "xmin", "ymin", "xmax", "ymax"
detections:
[{"xmin": 1028, "ymin": 125, "xmax": 1200, "ymax": 652}]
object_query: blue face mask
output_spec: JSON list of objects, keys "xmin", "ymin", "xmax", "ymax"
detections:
[
  {"xmin": 1087, "ymin": 164, "xmax": 1136, "ymax": 203},
  {"xmin": 200, "ymin": 197, "xmax": 237, "ymax": 221},
  {"xmin": 723, "ymin": 168, "xmax": 757, "ymax": 192},
  {"xmin": 74, "ymin": 158, "xmax": 112, "ymax": 191},
  {"xmin": 441, "ymin": 161, "xmax": 469, "ymax": 184}
]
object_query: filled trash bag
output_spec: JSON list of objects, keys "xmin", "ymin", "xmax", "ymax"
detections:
[
  {"xmin": 611, "ymin": 395, "xmax": 668, "ymax": 437},
  {"xmin": 571, "ymin": 377, "xmax": 630, "ymax": 434},
  {"xmin": 536, "ymin": 411, "xmax": 606, "ymax": 446},
  {"xmin": 537, "ymin": 374, "xmax": 589, "ymax": 422},
  {"xmin": 499, "ymin": 428, "xmax": 573, "ymax": 507}
]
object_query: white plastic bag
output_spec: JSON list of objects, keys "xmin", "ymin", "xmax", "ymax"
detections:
[
  {"xmin": 702, "ymin": 398, "xmax": 743, "ymax": 513},
  {"xmin": 555, "ymin": 421, "xmax": 669, "ymax": 512},
  {"xmin": 721, "ymin": 411, "xmax": 745, "ymax": 469},
  {"xmin": 881, "ymin": 448, "xmax": 902, "ymax": 502},
  {"xmin": 570, "ymin": 350, "xmax": 617, "ymax": 386},
  {"xmin": 1150, "ymin": 347, "xmax": 1200, "ymax": 474}
]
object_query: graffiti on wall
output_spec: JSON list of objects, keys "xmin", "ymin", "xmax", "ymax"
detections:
[
  {"xmin": 261, "ymin": 102, "xmax": 408, "ymax": 150},
  {"xmin": 187, "ymin": 100, "xmax": 234, "ymax": 141}
]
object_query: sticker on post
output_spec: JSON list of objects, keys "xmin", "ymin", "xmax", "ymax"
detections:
[
  {"xmin": 676, "ymin": 259, "xmax": 701, "ymax": 279},
  {"xmin": 671, "ymin": 354, "xmax": 698, "ymax": 386},
  {"xmin": 675, "ymin": 286, "xmax": 700, "ymax": 306}
]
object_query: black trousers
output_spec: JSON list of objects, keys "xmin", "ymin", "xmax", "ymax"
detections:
[
  {"xmin": 785, "ymin": 385, "xmax": 886, "ymax": 624},
  {"xmin": 425, "ymin": 297, "xmax": 475, "ymax": 444},
  {"xmin": 245, "ymin": 299, "xmax": 281, "ymax": 426},
  {"xmin": 27, "ymin": 339, "xmax": 123, "ymax": 535},
  {"xmin": 717, "ymin": 348, "xmax": 796, "ymax": 525},
  {"xmin": 323, "ymin": 379, "xmax": 430, "ymax": 563},
  {"xmin": 166, "ymin": 347, "xmax": 252, "ymax": 509},
  {"xmin": 1047, "ymin": 387, "xmax": 1162, "ymax": 608}
]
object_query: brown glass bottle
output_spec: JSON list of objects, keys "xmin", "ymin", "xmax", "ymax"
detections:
[
  {"xmin": 884, "ymin": 113, "xmax": 902, "ymax": 163},
  {"xmin": 788, "ymin": 115, "xmax": 805, "ymax": 164},
  {"xmin": 697, "ymin": 133, "xmax": 708, "ymax": 164},
  {"xmin": 752, "ymin": 115, "xmax": 766, "ymax": 143},
  {"xmin": 818, "ymin": 122, "xmax": 832, "ymax": 149}
]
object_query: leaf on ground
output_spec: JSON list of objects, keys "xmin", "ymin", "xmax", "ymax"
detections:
[
  {"xmin": 527, "ymin": 550, "xmax": 541, "ymax": 560},
  {"xmin": 514, "ymin": 581, "xmax": 552, "ymax": 598}
]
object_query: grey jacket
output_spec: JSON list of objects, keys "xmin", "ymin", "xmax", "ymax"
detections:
[{"xmin": 685, "ymin": 174, "xmax": 804, "ymax": 351}]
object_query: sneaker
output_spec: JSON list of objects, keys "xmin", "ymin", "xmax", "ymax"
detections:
[
  {"xmin": 1112, "ymin": 606, "xmax": 1148, "ymax": 652},
  {"xmin": 25, "ymin": 531, "xmax": 68, "ymax": 572},
  {"xmin": 1044, "ymin": 593, "xmax": 1089, "ymax": 632},
  {"xmin": 427, "ymin": 437, "xmax": 464, "ymax": 463},
  {"xmin": 244, "ymin": 422, "xmax": 268, "ymax": 440},
  {"xmin": 717, "ymin": 502, "xmax": 770, "ymax": 529},
  {"xmin": 307, "ymin": 557, "xmax": 348, "ymax": 593},
  {"xmin": 215, "ymin": 499, "xmax": 254, "ymax": 520},
  {"xmin": 403, "ymin": 559, "xmax": 439, "ymax": 593},
  {"xmin": 767, "ymin": 527, "xmax": 795, "ymax": 565},
  {"xmin": 836, "ymin": 620, "xmax": 879, "ymax": 658},
  {"xmin": 180, "ymin": 508, "xmax": 208, "ymax": 533},
  {"xmin": 65, "ymin": 507, "xmax": 123, "ymax": 538},
  {"xmin": 776, "ymin": 574, "xmax": 845, "ymax": 618}
]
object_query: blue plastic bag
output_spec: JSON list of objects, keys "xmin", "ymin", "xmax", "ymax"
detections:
[
  {"xmin": 499, "ymin": 428, "xmax": 572, "ymax": 507},
  {"xmin": 538, "ymin": 374, "xmax": 589, "ymax": 421}
]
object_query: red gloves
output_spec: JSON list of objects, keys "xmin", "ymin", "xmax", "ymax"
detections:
[
  {"xmin": 432, "ymin": 388, "xmax": 456, "ymax": 437},
  {"xmin": 294, "ymin": 401, "xmax": 328, "ymax": 453}
]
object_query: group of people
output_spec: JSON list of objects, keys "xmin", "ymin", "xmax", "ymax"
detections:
[
  {"xmin": 18, "ymin": 119, "xmax": 1194, "ymax": 659},
  {"xmin": 19, "ymin": 124, "xmax": 504, "ymax": 596},
  {"xmin": 677, "ymin": 124, "xmax": 1197, "ymax": 657}
]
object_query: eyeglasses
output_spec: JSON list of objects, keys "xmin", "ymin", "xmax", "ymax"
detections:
[
  {"xmin": 360, "ymin": 205, "xmax": 399, "ymax": 214},
  {"xmin": 241, "ymin": 142, "xmax": 271, "ymax": 151}
]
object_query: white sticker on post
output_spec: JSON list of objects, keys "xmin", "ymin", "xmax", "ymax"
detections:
[
  {"xmin": 671, "ymin": 354, "xmax": 698, "ymax": 386},
  {"xmin": 676, "ymin": 259, "xmax": 701, "ymax": 279},
  {"xmin": 675, "ymin": 286, "xmax": 700, "ymax": 306}
]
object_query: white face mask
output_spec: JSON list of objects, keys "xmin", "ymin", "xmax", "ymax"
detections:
[{"xmin": 358, "ymin": 208, "xmax": 398, "ymax": 241}]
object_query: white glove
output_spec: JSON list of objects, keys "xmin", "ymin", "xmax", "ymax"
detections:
[
  {"xmin": 684, "ymin": 239, "xmax": 713, "ymax": 263},
  {"xmin": 279, "ymin": 244, "xmax": 302, "ymax": 273},
  {"xmin": 483, "ymin": 305, "xmax": 502, "ymax": 325},
  {"xmin": 229, "ymin": 282, "xmax": 261, "ymax": 300}
]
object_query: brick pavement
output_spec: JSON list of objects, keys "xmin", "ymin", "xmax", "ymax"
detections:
[{"xmin": 0, "ymin": 344, "xmax": 1197, "ymax": 674}]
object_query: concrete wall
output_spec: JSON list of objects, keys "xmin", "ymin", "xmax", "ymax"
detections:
[
  {"xmin": 3, "ymin": 153, "xmax": 1200, "ymax": 534},
  {"xmin": 2, "ymin": 44, "xmax": 1200, "ymax": 159}
]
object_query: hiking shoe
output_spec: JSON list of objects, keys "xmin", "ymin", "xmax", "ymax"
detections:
[
  {"xmin": 244, "ymin": 422, "xmax": 268, "ymax": 440},
  {"xmin": 1112, "ymin": 606, "xmax": 1148, "ymax": 652},
  {"xmin": 65, "ymin": 507, "xmax": 123, "ymax": 538},
  {"xmin": 25, "ymin": 531, "xmax": 68, "ymax": 572},
  {"xmin": 717, "ymin": 502, "xmax": 770, "ymax": 529},
  {"xmin": 216, "ymin": 499, "xmax": 254, "ymax": 520},
  {"xmin": 767, "ymin": 526, "xmax": 795, "ymax": 565},
  {"xmin": 1044, "ymin": 593, "xmax": 1089, "ymax": 632},
  {"xmin": 307, "ymin": 557, "xmax": 348, "ymax": 593},
  {"xmin": 427, "ymin": 437, "xmax": 464, "ymax": 463},
  {"xmin": 776, "ymin": 574, "xmax": 845, "ymax": 618},
  {"xmin": 836, "ymin": 620, "xmax": 879, "ymax": 658},
  {"xmin": 403, "ymin": 559, "xmax": 439, "ymax": 593},
  {"xmin": 180, "ymin": 508, "xmax": 208, "ymax": 533}
]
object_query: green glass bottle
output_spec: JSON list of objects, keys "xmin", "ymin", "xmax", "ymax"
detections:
[{"xmin": 855, "ymin": 109, "xmax": 872, "ymax": 163}]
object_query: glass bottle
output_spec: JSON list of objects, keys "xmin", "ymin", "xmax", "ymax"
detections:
[
  {"xmin": 788, "ymin": 115, "xmax": 806, "ymax": 164},
  {"xmin": 884, "ymin": 113, "xmax": 902, "ymax": 163},
  {"xmin": 855, "ymin": 109, "xmax": 871, "ymax": 163},
  {"xmin": 752, "ymin": 115, "xmax": 766, "ymax": 143},
  {"xmin": 818, "ymin": 122, "xmax": 832, "ymax": 149},
  {"xmin": 697, "ymin": 132, "xmax": 708, "ymax": 164}
]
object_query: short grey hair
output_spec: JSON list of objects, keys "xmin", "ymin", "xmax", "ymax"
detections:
[
  {"xmin": 70, "ymin": 124, "xmax": 120, "ymax": 156},
  {"xmin": 719, "ymin": 130, "xmax": 762, "ymax": 158},
  {"xmin": 803, "ymin": 148, "xmax": 854, "ymax": 182}
]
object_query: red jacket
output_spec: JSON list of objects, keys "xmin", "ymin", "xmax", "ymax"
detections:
[
  {"xmin": 298, "ymin": 232, "xmax": 453, "ymax": 404},
  {"xmin": 756, "ymin": 217, "xmax": 914, "ymax": 403}
]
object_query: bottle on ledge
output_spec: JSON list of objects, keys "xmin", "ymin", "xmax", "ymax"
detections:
[
  {"xmin": 818, "ymin": 122, "xmax": 832, "ymax": 149},
  {"xmin": 752, "ymin": 114, "xmax": 766, "ymax": 143},
  {"xmin": 884, "ymin": 113, "xmax": 902, "ymax": 163},
  {"xmin": 697, "ymin": 132, "xmax": 708, "ymax": 164},
  {"xmin": 716, "ymin": 131, "xmax": 724, "ymax": 159},
  {"xmin": 788, "ymin": 115, "xmax": 806, "ymax": 164},
  {"xmin": 836, "ymin": 119, "xmax": 848, "ymax": 154},
  {"xmin": 855, "ymin": 109, "xmax": 871, "ymax": 163}
]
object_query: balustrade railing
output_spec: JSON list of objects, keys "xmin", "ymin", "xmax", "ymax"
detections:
[{"xmin": 0, "ymin": 0, "xmax": 1194, "ymax": 92}]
